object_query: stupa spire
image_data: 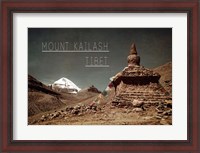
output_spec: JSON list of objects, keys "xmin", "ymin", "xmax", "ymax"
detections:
[
  {"xmin": 129, "ymin": 43, "xmax": 137, "ymax": 55},
  {"xmin": 127, "ymin": 42, "xmax": 140, "ymax": 66}
]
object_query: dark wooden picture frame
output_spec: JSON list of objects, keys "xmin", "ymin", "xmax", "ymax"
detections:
[{"xmin": 0, "ymin": 0, "xmax": 199, "ymax": 152}]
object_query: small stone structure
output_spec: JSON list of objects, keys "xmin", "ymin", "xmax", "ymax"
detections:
[{"xmin": 112, "ymin": 43, "xmax": 171, "ymax": 107}]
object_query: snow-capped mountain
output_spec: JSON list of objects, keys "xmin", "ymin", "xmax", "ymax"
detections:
[{"xmin": 51, "ymin": 77, "xmax": 81, "ymax": 94}]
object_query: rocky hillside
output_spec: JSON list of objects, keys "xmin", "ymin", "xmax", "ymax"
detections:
[
  {"xmin": 153, "ymin": 62, "xmax": 172, "ymax": 95},
  {"xmin": 28, "ymin": 75, "xmax": 60, "ymax": 95},
  {"xmin": 28, "ymin": 75, "xmax": 100, "ymax": 117},
  {"xmin": 28, "ymin": 75, "xmax": 65, "ymax": 116},
  {"xmin": 80, "ymin": 85, "xmax": 101, "ymax": 93}
]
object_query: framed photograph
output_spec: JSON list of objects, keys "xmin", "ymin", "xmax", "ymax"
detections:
[{"xmin": 0, "ymin": 0, "xmax": 199, "ymax": 152}]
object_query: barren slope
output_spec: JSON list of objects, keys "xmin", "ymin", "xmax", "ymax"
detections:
[{"xmin": 153, "ymin": 62, "xmax": 172, "ymax": 95}]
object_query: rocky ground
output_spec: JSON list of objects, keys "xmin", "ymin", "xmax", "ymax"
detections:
[{"xmin": 28, "ymin": 95, "xmax": 172, "ymax": 125}]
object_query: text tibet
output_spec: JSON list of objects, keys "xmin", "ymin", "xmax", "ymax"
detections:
[{"xmin": 42, "ymin": 41, "xmax": 110, "ymax": 68}]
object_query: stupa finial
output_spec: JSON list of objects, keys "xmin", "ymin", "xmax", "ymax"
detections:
[
  {"xmin": 129, "ymin": 43, "xmax": 137, "ymax": 55},
  {"xmin": 127, "ymin": 42, "xmax": 140, "ymax": 66}
]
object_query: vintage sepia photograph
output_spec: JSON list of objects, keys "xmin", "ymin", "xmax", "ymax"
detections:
[{"xmin": 28, "ymin": 28, "xmax": 172, "ymax": 125}]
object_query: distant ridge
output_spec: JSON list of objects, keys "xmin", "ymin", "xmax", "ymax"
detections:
[
  {"xmin": 28, "ymin": 75, "xmax": 65, "ymax": 116},
  {"xmin": 28, "ymin": 75, "xmax": 60, "ymax": 95}
]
